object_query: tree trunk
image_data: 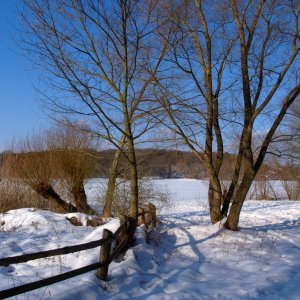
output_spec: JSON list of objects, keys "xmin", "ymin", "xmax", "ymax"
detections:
[
  {"xmin": 71, "ymin": 182, "xmax": 95, "ymax": 215},
  {"xmin": 221, "ymin": 193, "xmax": 231, "ymax": 217},
  {"xmin": 102, "ymin": 148, "xmax": 122, "ymax": 218},
  {"xmin": 225, "ymin": 175, "xmax": 253, "ymax": 231},
  {"xmin": 208, "ymin": 176, "xmax": 223, "ymax": 224},
  {"xmin": 127, "ymin": 136, "xmax": 138, "ymax": 235},
  {"xmin": 35, "ymin": 182, "xmax": 77, "ymax": 212}
]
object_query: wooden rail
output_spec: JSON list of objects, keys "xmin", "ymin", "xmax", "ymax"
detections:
[
  {"xmin": 0, "ymin": 238, "xmax": 111, "ymax": 267},
  {"xmin": 0, "ymin": 204, "xmax": 156, "ymax": 299},
  {"xmin": 0, "ymin": 262, "xmax": 105, "ymax": 299}
]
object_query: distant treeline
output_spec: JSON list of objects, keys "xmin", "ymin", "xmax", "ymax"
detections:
[
  {"xmin": 1, "ymin": 149, "xmax": 298, "ymax": 181},
  {"xmin": 93, "ymin": 149, "xmax": 298, "ymax": 181},
  {"xmin": 97, "ymin": 149, "xmax": 207, "ymax": 179}
]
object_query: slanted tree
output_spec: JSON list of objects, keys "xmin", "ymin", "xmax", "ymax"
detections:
[
  {"xmin": 47, "ymin": 125, "xmax": 98, "ymax": 214},
  {"xmin": 7, "ymin": 133, "xmax": 78, "ymax": 212}
]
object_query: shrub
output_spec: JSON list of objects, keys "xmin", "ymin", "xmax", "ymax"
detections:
[{"xmin": 98, "ymin": 179, "xmax": 170, "ymax": 216}]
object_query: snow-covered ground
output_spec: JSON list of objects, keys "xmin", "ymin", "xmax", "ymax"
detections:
[{"xmin": 0, "ymin": 179, "xmax": 299, "ymax": 299}]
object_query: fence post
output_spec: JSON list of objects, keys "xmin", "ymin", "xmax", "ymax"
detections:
[
  {"xmin": 97, "ymin": 229, "xmax": 113, "ymax": 280},
  {"xmin": 147, "ymin": 203, "xmax": 156, "ymax": 228},
  {"xmin": 118, "ymin": 214, "xmax": 127, "ymax": 243}
]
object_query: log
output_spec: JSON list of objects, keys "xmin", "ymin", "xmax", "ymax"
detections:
[{"xmin": 66, "ymin": 216, "xmax": 83, "ymax": 226}]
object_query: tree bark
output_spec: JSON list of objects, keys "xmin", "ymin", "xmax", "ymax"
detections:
[
  {"xmin": 102, "ymin": 137, "xmax": 125, "ymax": 218},
  {"xmin": 35, "ymin": 182, "xmax": 77, "ymax": 213},
  {"xmin": 127, "ymin": 136, "xmax": 139, "ymax": 224},
  {"xmin": 208, "ymin": 176, "xmax": 223, "ymax": 223},
  {"xmin": 225, "ymin": 173, "xmax": 254, "ymax": 231},
  {"xmin": 71, "ymin": 182, "xmax": 95, "ymax": 215}
]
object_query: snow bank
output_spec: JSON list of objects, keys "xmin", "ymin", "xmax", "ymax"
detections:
[{"xmin": 0, "ymin": 180, "xmax": 299, "ymax": 299}]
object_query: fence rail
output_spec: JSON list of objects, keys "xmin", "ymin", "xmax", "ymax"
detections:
[
  {"xmin": 0, "ymin": 204, "xmax": 156, "ymax": 299},
  {"xmin": 0, "ymin": 239, "xmax": 111, "ymax": 267}
]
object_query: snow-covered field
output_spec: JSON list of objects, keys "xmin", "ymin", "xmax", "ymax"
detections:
[{"xmin": 0, "ymin": 179, "xmax": 299, "ymax": 299}]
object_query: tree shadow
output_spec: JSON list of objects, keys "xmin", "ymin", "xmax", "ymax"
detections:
[
  {"xmin": 241, "ymin": 217, "xmax": 300, "ymax": 233},
  {"xmin": 23, "ymin": 213, "xmax": 300, "ymax": 300}
]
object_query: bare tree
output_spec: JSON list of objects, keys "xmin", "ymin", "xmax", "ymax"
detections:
[
  {"xmin": 271, "ymin": 100, "xmax": 300, "ymax": 161},
  {"xmin": 20, "ymin": 0, "xmax": 170, "ymax": 231},
  {"xmin": 156, "ymin": 0, "xmax": 300, "ymax": 230},
  {"xmin": 276, "ymin": 101, "xmax": 300, "ymax": 200}
]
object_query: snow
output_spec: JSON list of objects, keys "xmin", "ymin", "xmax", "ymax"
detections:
[{"xmin": 0, "ymin": 179, "xmax": 300, "ymax": 299}]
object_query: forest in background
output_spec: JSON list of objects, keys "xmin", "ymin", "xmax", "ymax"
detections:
[{"xmin": 1, "ymin": 148, "xmax": 298, "ymax": 181}]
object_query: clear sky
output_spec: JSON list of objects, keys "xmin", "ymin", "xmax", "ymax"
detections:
[{"xmin": 0, "ymin": 0, "xmax": 48, "ymax": 151}]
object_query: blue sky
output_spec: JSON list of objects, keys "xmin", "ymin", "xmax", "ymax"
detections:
[{"xmin": 0, "ymin": 0, "xmax": 47, "ymax": 151}]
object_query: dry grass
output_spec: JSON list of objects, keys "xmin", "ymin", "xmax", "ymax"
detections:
[
  {"xmin": 0, "ymin": 179, "xmax": 65, "ymax": 213},
  {"xmin": 281, "ymin": 180, "xmax": 300, "ymax": 200}
]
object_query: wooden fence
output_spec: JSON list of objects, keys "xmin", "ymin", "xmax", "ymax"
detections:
[{"xmin": 0, "ymin": 204, "xmax": 156, "ymax": 299}]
